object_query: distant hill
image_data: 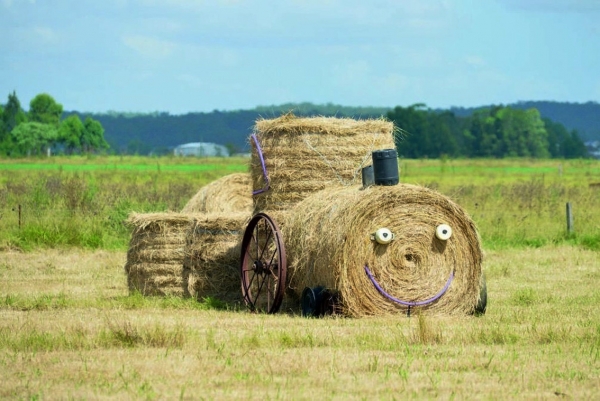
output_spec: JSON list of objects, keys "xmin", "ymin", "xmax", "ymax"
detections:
[
  {"xmin": 66, "ymin": 101, "xmax": 600, "ymax": 155},
  {"xmin": 66, "ymin": 103, "xmax": 388, "ymax": 154}
]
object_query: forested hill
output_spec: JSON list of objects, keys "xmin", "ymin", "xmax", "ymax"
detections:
[
  {"xmin": 66, "ymin": 101, "xmax": 599, "ymax": 155},
  {"xmin": 66, "ymin": 103, "xmax": 389, "ymax": 154}
]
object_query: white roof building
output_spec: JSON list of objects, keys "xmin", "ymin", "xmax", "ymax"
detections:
[{"xmin": 173, "ymin": 142, "xmax": 229, "ymax": 157}]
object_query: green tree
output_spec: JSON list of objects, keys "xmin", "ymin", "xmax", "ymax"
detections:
[
  {"xmin": 562, "ymin": 130, "xmax": 588, "ymax": 158},
  {"xmin": 59, "ymin": 114, "xmax": 84, "ymax": 154},
  {"xmin": 468, "ymin": 106, "xmax": 550, "ymax": 158},
  {"xmin": 543, "ymin": 118, "xmax": 588, "ymax": 158},
  {"xmin": 387, "ymin": 104, "xmax": 429, "ymax": 158},
  {"xmin": 427, "ymin": 111, "xmax": 460, "ymax": 157},
  {"xmin": 82, "ymin": 117, "xmax": 109, "ymax": 153},
  {"xmin": 11, "ymin": 122, "xmax": 58, "ymax": 156},
  {"xmin": 2, "ymin": 91, "xmax": 27, "ymax": 134},
  {"xmin": 0, "ymin": 105, "xmax": 5, "ymax": 137},
  {"xmin": 29, "ymin": 93, "xmax": 63, "ymax": 126}
]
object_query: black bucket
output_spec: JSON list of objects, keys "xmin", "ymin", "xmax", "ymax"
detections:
[
  {"xmin": 301, "ymin": 286, "xmax": 340, "ymax": 317},
  {"xmin": 301, "ymin": 286, "xmax": 325, "ymax": 317},
  {"xmin": 361, "ymin": 165, "xmax": 374, "ymax": 188},
  {"xmin": 372, "ymin": 148, "xmax": 399, "ymax": 186}
]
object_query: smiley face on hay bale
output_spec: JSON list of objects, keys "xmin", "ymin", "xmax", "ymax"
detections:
[{"xmin": 283, "ymin": 184, "xmax": 483, "ymax": 317}]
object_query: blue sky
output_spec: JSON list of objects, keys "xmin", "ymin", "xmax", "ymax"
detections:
[{"xmin": 1, "ymin": 0, "xmax": 599, "ymax": 114}]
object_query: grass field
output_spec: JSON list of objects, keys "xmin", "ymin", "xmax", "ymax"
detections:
[
  {"xmin": 0, "ymin": 246, "xmax": 598, "ymax": 399},
  {"xmin": 1, "ymin": 156, "xmax": 598, "ymax": 251},
  {"xmin": 0, "ymin": 156, "xmax": 599, "ymax": 399}
]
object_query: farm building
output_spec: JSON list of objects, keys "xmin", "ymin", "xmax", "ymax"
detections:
[{"xmin": 173, "ymin": 142, "xmax": 229, "ymax": 157}]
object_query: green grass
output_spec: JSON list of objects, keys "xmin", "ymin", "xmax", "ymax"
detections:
[{"xmin": 2, "ymin": 156, "xmax": 598, "ymax": 252}]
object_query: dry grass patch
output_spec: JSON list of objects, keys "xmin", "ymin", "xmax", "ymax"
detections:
[{"xmin": 0, "ymin": 245, "xmax": 598, "ymax": 399}]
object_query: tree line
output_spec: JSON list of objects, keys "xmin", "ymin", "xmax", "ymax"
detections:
[
  {"xmin": 0, "ymin": 91, "xmax": 590, "ymax": 159},
  {"xmin": 0, "ymin": 92, "xmax": 108, "ymax": 156},
  {"xmin": 387, "ymin": 104, "xmax": 588, "ymax": 159}
]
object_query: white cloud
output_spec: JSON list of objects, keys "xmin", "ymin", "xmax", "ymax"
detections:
[
  {"xmin": 465, "ymin": 56, "xmax": 486, "ymax": 68},
  {"xmin": 32, "ymin": 26, "xmax": 60, "ymax": 45},
  {"xmin": 332, "ymin": 60, "xmax": 371, "ymax": 85},
  {"xmin": 2, "ymin": 0, "xmax": 36, "ymax": 8},
  {"xmin": 498, "ymin": 0, "xmax": 600, "ymax": 13},
  {"xmin": 122, "ymin": 35, "xmax": 175, "ymax": 59},
  {"xmin": 376, "ymin": 73, "xmax": 411, "ymax": 93},
  {"xmin": 2, "ymin": 0, "xmax": 35, "ymax": 8},
  {"xmin": 176, "ymin": 74, "xmax": 204, "ymax": 88},
  {"xmin": 8, "ymin": 25, "xmax": 62, "ymax": 52}
]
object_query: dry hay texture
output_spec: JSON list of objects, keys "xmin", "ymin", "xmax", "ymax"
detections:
[
  {"xmin": 181, "ymin": 173, "xmax": 253, "ymax": 214},
  {"xmin": 250, "ymin": 114, "xmax": 396, "ymax": 216},
  {"xmin": 185, "ymin": 213, "xmax": 249, "ymax": 303},
  {"xmin": 283, "ymin": 184, "xmax": 483, "ymax": 317},
  {"xmin": 125, "ymin": 212, "xmax": 192, "ymax": 297}
]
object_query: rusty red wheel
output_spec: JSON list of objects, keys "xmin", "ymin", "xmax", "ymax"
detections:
[{"xmin": 240, "ymin": 213, "xmax": 287, "ymax": 313}]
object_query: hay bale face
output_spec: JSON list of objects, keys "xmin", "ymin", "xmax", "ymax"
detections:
[
  {"xmin": 251, "ymin": 114, "xmax": 396, "ymax": 215},
  {"xmin": 283, "ymin": 184, "xmax": 483, "ymax": 317},
  {"xmin": 185, "ymin": 213, "xmax": 249, "ymax": 303},
  {"xmin": 181, "ymin": 173, "xmax": 252, "ymax": 214},
  {"xmin": 125, "ymin": 213, "xmax": 193, "ymax": 297}
]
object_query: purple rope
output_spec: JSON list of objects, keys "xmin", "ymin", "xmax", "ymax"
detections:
[
  {"xmin": 364, "ymin": 265, "xmax": 454, "ymax": 307},
  {"xmin": 251, "ymin": 134, "xmax": 270, "ymax": 195}
]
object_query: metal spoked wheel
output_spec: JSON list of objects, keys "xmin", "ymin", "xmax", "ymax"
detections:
[{"xmin": 240, "ymin": 213, "xmax": 287, "ymax": 313}]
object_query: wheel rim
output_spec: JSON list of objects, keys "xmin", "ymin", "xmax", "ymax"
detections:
[{"xmin": 240, "ymin": 213, "xmax": 287, "ymax": 313}]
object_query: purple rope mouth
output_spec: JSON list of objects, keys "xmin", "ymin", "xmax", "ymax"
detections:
[{"xmin": 364, "ymin": 264, "xmax": 454, "ymax": 308}]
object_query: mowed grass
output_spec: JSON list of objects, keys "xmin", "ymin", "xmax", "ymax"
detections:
[
  {"xmin": 0, "ymin": 156, "xmax": 599, "ymax": 398},
  {"xmin": 0, "ymin": 246, "xmax": 599, "ymax": 399}
]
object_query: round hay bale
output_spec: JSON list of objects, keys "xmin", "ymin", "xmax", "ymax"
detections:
[
  {"xmin": 124, "ymin": 212, "xmax": 193, "ymax": 296},
  {"xmin": 250, "ymin": 114, "xmax": 396, "ymax": 215},
  {"xmin": 181, "ymin": 173, "xmax": 253, "ymax": 214},
  {"xmin": 184, "ymin": 213, "xmax": 249, "ymax": 303},
  {"xmin": 283, "ymin": 184, "xmax": 483, "ymax": 317}
]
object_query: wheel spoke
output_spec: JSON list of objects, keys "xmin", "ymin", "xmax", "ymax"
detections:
[
  {"xmin": 269, "ymin": 261, "xmax": 279, "ymax": 278},
  {"xmin": 244, "ymin": 237, "xmax": 257, "ymax": 261},
  {"xmin": 247, "ymin": 270, "xmax": 257, "ymax": 290},
  {"xmin": 256, "ymin": 274, "xmax": 268, "ymax": 310},
  {"xmin": 258, "ymin": 226, "xmax": 273, "ymax": 262},
  {"xmin": 267, "ymin": 246, "xmax": 278, "ymax": 271},
  {"xmin": 253, "ymin": 226, "xmax": 259, "ymax": 260},
  {"xmin": 265, "ymin": 276, "xmax": 271, "ymax": 310}
]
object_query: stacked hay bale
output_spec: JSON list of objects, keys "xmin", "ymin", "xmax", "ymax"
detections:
[
  {"xmin": 284, "ymin": 184, "xmax": 483, "ymax": 316},
  {"xmin": 185, "ymin": 213, "xmax": 249, "ymax": 303},
  {"xmin": 181, "ymin": 173, "xmax": 252, "ymax": 214},
  {"xmin": 125, "ymin": 212, "xmax": 192, "ymax": 296},
  {"xmin": 250, "ymin": 114, "xmax": 396, "ymax": 220}
]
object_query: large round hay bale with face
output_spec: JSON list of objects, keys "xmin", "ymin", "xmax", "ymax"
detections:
[
  {"xmin": 125, "ymin": 212, "xmax": 192, "ymax": 297},
  {"xmin": 181, "ymin": 173, "xmax": 252, "ymax": 214},
  {"xmin": 184, "ymin": 213, "xmax": 249, "ymax": 303},
  {"xmin": 283, "ymin": 184, "xmax": 483, "ymax": 317},
  {"xmin": 250, "ymin": 114, "xmax": 396, "ymax": 216}
]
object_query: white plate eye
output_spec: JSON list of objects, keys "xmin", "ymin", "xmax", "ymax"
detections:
[
  {"xmin": 371, "ymin": 227, "xmax": 395, "ymax": 244},
  {"xmin": 436, "ymin": 224, "xmax": 452, "ymax": 241}
]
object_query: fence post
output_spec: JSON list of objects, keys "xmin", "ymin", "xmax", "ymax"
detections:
[{"xmin": 566, "ymin": 202, "xmax": 574, "ymax": 234}]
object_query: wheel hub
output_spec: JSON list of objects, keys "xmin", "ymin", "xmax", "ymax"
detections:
[{"xmin": 253, "ymin": 260, "xmax": 266, "ymax": 275}]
